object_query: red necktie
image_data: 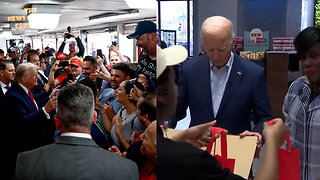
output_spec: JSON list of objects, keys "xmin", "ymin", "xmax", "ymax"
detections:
[{"xmin": 28, "ymin": 89, "xmax": 38, "ymax": 110}]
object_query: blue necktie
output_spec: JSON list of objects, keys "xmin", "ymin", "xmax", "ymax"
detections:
[{"xmin": 4, "ymin": 85, "xmax": 10, "ymax": 90}]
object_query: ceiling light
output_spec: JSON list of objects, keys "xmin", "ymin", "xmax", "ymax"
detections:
[
  {"xmin": 125, "ymin": 0, "xmax": 156, "ymax": 9},
  {"xmin": 26, "ymin": 4, "xmax": 61, "ymax": 29},
  {"xmin": 89, "ymin": 9, "xmax": 139, "ymax": 23}
]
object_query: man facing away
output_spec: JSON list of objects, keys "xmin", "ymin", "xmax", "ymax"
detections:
[{"xmin": 15, "ymin": 84, "xmax": 139, "ymax": 179}]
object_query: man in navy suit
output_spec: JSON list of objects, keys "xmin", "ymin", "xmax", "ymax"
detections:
[
  {"xmin": 174, "ymin": 16, "xmax": 272, "ymax": 147},
  {"xmin": 0, "ymin": 60, "xmax": 15, "ymax": 99},
  {"xmin": 27, "ymin": 52, "xmax": 51, "ymax": 101},
  {"xmin": 2, "ymin": 63, "xmax": 57, "ymax": 178}
]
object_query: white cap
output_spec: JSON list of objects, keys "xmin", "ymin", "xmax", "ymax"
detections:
[{"xmin": 156, "ymin": 45, "xmax": 188, "ymax": 78}]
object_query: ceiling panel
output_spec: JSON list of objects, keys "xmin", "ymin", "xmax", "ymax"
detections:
[{"xmin": 0, "ymin": 0, "xmax": 156, "ymax": 34}]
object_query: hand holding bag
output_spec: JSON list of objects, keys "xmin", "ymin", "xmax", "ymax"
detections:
[
  {"xmin": 268, "ymin": 120, "xmax": 300, "ymax": 180},
  {"xmin": 206, "ymin": 127, "xmax": 235, "ymax": 173}
]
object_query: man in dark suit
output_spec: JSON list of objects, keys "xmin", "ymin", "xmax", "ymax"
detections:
[
  {"xmin": 157, "ymin": 45, "xmax": 287, "ymax": 180},
  {"xmin": 3, "ymin": 63, "xmax": 57, "ymax": 178},
  {"xmin": 15, "ymin": 84, "xmax": 139, "ymax": 179},
  {"xmin": 174, "ymin": 16, "xmax": 272, "ymax": 148},
  {"xmin": 27, "ymin": 52, "xmax": 51, "ymax": 101},
  {"xmin": 61, "ymin": 56, "xmax": 85, "ymax": 86},
  {"xmin": 0, "ymin": 60, "xmax": 15, "ymax": 99}
]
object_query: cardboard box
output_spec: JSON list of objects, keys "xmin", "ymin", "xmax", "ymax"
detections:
[{"xmin": 162, "ymin": 128, "xmax": 257, "ymax": 179}]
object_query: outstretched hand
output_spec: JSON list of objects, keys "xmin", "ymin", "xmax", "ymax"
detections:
[{"xmin": 171, "ymin": 120, "xmax": 219, "ymax": 148}]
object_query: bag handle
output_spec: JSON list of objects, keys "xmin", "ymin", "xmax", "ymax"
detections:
[
  {"xmin": 267, "ymin": 120, "xmax": 293, "ymax": 150},
  {"xmin": 206, "ymin": 127, "xmax": 227, "ymax": 155}
]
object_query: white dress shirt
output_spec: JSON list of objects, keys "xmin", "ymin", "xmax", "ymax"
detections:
[
  {"xmin": 0, "ymin": 81, "xmax": 11, "ymax": 94},
  {"xmin": 18, "ymin": 83, "xmax": 50, "ymax": 119},
  {"xmin": 210, "ymin": 52, "xmax": 234, "ymax": 117},
  {"xmin": 61, "ymin": 132, "xmax": 92, "ymax": 139}
]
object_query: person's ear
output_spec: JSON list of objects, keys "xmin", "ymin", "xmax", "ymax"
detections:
[
  {"xmin": 54, "ymin": 115, "xmax": 62, "ymax": 129},
  {"xmin": 92, "ymin": 111, "xmax": 97, "ymax": 124}
]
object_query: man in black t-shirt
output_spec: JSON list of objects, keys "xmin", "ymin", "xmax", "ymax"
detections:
[{"xmin": 127, "ymin": 20, "xmax": 157, "ymax": 91}]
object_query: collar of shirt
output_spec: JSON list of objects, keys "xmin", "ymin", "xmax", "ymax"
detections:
[
  {"xmin": 209, "ymin": 51, "xmax": 234, "ymax": 71},
  {"xmin": 37, "ymin": 70, "xmax": 48, "ymax": 80},
  {"xmin": 61, "ymin": 132, "xmax": 92, "ymax": 139},
  {"xmin": 18, "ymin": 83, "xmax": 29, "ymax": 95},
  {"xmin": 0, "ymin": 81, "xmax": 10, "ymax": 94}
]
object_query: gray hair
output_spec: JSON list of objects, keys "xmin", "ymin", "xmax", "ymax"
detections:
[
  {"xmin": 201, "ymin": 16, "xmax": 235, "ymax": 40},
  {"xmin": 14, "ymin": 63, "xmax": 38, "ymax": 82},
  {"xmin": 57, "ymin": 84, "xmax": 94, "ymax": 131}
]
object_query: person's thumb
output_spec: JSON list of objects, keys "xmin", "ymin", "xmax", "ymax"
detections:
[{"xmin": 198, "ymin": 120, "xmax": 217, "ymax": 131}]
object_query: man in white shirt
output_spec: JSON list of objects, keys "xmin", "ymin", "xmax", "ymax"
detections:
[
  {"xmin": 15, "ymin": 84, "xmax": 139, "ymax": 179},
  {"xmin": 0, "ymin": 60, "xmax": 15, "ymax": 97}
]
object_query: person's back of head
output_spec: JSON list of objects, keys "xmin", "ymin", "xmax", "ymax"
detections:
[
  {"xmin": 57, "ymin": 84, "xmax": 94, "ymax": 131},
  {"xmin": 78, "ymin": 78, "xmax": 97, "ymax": 97}
]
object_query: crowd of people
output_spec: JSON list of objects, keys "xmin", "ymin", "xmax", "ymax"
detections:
[
  {"xmin": 0, "ymin": 15, "xmax": 319, "ymax": 180},
  {"xmin": 0, "ymin": 20, "xmax": 157, "ymax": 179}
]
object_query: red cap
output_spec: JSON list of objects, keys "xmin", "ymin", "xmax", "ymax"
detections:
[
  {"xmin": 69, "ymin": 58, "xmax": 82, "ymax": 67},
  {"xmin": 56, "ymin": 53, "xmax": 66, "ymax": 60}
]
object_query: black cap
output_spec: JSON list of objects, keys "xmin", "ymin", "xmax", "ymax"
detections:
[
  {"xmin": 7, "ymin": 47, "xmax": 16, "ymax": 53},
  {"xmin": 127, "ymin": 20, "xmax": 156, "ymax": 39}
]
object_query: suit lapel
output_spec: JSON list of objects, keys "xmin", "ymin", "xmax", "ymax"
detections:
[
  {"xmin": 14, "ymin": 83, "xmax": 38, "ymax": 112},
  {"xmin": 200, "ymin": 55, "xmax": 214, "ymax": 118},
  {"xmin": 216, "ymin": 55, "xmax": 244, "ymax": 119}
]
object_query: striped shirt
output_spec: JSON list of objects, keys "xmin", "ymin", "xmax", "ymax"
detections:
[{"xmin": 283, "ymin": 76, "xmax": 320, "ymax": 180}]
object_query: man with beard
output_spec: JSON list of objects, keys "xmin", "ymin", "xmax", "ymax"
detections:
[
  {"xmin": 98, "ymin": 63, "xmax": 136, "ymax": 120},
  {"xmin": 82, "ymin": 55, "xmax": 103, "ymax": 90},
  {"xmin": 127, "ymin": 20, "xmax": 157, "ymax": 91}
]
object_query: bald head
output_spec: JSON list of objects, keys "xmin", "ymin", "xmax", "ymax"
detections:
[
  {"xmin": 201, "ymin": 16, "xmax": 234, "ymax": 40},
  {"xmin": 201, "ymin": 16, "xmax": 235, "ymax": 68}
]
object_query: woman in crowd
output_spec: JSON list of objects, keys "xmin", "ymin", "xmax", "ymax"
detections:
[{"xmin": 103, "ymin": 79, "xmax": 145, "ymax": 151}]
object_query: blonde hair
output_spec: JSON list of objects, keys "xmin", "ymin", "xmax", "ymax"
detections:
[
  {"xmin": 69, "ymin": 56, "xmax": 83, "ymax": 65},
  {"xmin": 15, "ymin": 63, "xmax": 38, "ymax": 82}
]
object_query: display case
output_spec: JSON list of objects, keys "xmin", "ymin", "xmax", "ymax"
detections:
[{"xmin": 265, "ymin": 51, "xmax": 302, "ymax": 119}]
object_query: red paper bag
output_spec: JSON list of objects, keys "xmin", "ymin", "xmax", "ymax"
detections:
[
  {"xmin": 207, "ymin": 127, "xmax": 235, "ymax": 173},
  {"xmin": 278, "ymin": 132, "xmax": 300, "ymax": 180}
]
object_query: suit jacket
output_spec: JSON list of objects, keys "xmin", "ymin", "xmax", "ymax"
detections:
[
  {"xmin": 31, "ymin": 71, "xmax": 49, "ymax": 101},
  {"xmin": 175, "ymin": 54, "xmax": 272, "ymax": 135},
  {"xmin": 15, "ymin": 136, "xmax": 139, "ymax": 180},
  {"xmin": 62, "ymin": 73, "xmax": 85, "ymax": 87},
  {"xmin": 158, "ymin": 126, "xmax": 244, "ymax": 180},
  {"xmin": 2, "ymin": 82, "xmax": 51, "ymax": 178}
]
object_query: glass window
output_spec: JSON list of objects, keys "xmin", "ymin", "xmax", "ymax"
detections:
[{"xmin": 159, "ymin": 0, "xmax": 193, "ymax": 56}]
